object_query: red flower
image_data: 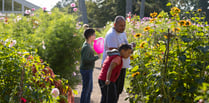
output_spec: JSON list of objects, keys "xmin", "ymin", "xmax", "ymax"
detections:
[{"xmin": 21, "ymin": 97, "xmax": 27, "ymax": 103}]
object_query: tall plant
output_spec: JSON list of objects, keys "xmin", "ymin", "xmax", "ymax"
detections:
[{"xmin": 125, "ymin": 4, "xmax": 209, "ymax": 102}]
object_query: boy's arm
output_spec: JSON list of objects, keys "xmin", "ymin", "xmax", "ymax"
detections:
[
  {"xmin": 105, "ymin": 62, "xmax": 117, "ymax": 85},
  {"xmin": 82, "ymin": 46, "xmax": 99, "ymax": 63}
]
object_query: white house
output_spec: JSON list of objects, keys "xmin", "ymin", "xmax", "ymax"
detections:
[
  {"xmin": 0, "ymin": 0, "xmax": 40, "ymax": 15},
  {"xmin": 0, "ymin": 0, "xmax": 60, "ymax": 15}
]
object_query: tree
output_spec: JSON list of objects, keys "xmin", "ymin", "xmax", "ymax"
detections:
[
  {"xmin": 199, "ymin": 0, "xmax": 209, "ymax": 21},
  {"xmin": 115, "ymin": 0, "xmax": 126, "ymax": 17},
  {"xmin": 133, "ymin": 0, "xmax": 170, "ymax": 18},
  {"xmin": 173, "ymin": 0, "xmax": 199, "ymax": 12},
  {"xmin": 126, "ymin": 0, "xmax": 133, "ymax": 15},
  {"xmin": 79, "ymin": 0, "xmax": 88, "ymax": 24},
  {"xmin": 140, "ymin": 0, "xmax": 145, "ymax": 19}
]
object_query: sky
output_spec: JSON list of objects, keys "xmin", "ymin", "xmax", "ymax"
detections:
[{"xmin": 26, "ymin": 0, "xmax": 62, "ymax": 10}]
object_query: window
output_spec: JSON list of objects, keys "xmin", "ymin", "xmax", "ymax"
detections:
[
  {"xmin": 0, "ymin": 0, "xmax": 2, "ymax": 11},
  {"xmin": 14, "ymin": 1, "xmax": 21, "ymax": 11},
  {"xmin": 24, "ymin": 6, "xmax": 30, "ymax": 11},
  {"xmin": 5, "ymin": 0, "xmax": 12, "ymax": 11}
]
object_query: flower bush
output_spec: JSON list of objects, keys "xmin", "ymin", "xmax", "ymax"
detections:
[
  {"xmin": 0, "ymin": 8, "xmax": 83, "ymax": 102},
  {"xmin": 125, "ymin": 6, "xmax": 209, "ymax": 102}
]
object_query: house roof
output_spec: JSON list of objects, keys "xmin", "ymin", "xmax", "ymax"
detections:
[
  {"xmin": 0, "ymin": 0, "xmax": 60, "ymax": 14},
  {"xmin": 14, "ymin": 0, "xmax": 40, "ymax": 9},
  {"xmin": 14, "ymin": 0, "xmax": 60, "ymax": 11},
  {"xmin": 24, "ymin": 0, "xmax": 61, "ymax": 10}
]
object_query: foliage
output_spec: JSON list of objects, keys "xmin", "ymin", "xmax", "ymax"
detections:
[
  {"xmin": 198, "ymin": 0, "xmax": 209, "ymax": 22},
  {"xmin": 34, "ymin": 9, "xmax": 83, "ymax": 88},
  {"xmin": 125, "ymin": 5, "xmax": 209, "ymax": 102},
  {"xmin": 195, "ymin": 82, "xmax": 209, "ymax": 103},
  {"xmin": 0, "ymin": 8, "xmax": 82, "ymax": 102},
  {"xmin": 0, "ymin": 38, "xmax": 67, "ymax": 102},
  {"xmin": 133, "ymin": 0, "xmax": 170, "ymax": 17},
  {"xmin": 170, "ymin": 0, "xmax": 199, "ymax": 12}
]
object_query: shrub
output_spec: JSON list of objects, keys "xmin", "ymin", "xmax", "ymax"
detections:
[
  {"xmin": 0, "ymin": 8, "xmax": 81, "ymax": 102},
  {"xmin": 34, "ymin": 9, "xmax": 84, "ymax": 88}
]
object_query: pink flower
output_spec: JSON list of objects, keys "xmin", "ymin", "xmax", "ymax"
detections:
[
  {"xmin": 25, "ymin": 10, "xmax": 31, "ymax": 14},
  {"xmin": 51, "ymin": 88, "xmax": 60, "ymax": 98},
  {"xmin": 76, "ymin": 66, "xmax": 79, "ymax": 70},
  {"xmin": 0, "ymin": 17, "xmax": 4, "ymax": 20},
  {"xmin": 48, "ymin": 12, "xmax": 52, "ymax": 15},
  {"xmin": 73, "ymin": 8, "xmax": 78, "ymax": 12},
  {"xmin": 198, "ymin": 99, "xmax": 204, "ymax": 103},
  {"xmin": 42, "ymin": 45, "xmax": 46, "ymax": 49},
  {"xmin": 30, "ymin": 14, "xmax": 34, "ymax": 16},
  {"xmin": 128, "ymin": 12, "xmax": 131, "ymax": 16},
  {"xmin": 70, "ymin": 3, "xmax": 76, "ymax": 7},
  {"xmin": 42, "ymin": 7, "xmax": 47, "ymax": 11},
  {"xmin": 126, "ymin": 16, "xmax": 131, "ymax": 22},
  {"xmin": 73, "ymin": 72, "xmax": 77, "ymax": 76},
  {"xmin": 21, "ymin": 97, "xmax": 27, "ymax": 103},
  {"xmin": 32, "ymin": 8, "xmax": 35, "ymax": 11},
  {"xmin": 9, "ymin": 40, "xmax": 16, "ymax": 47}
]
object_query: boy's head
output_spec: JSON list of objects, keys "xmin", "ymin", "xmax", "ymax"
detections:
[
  {"xmin": 118, "ymin": 44, "xmax": 132, "ymax": 59},
  {"xmin": 83, "ymin": 24, "xmax": 89, "ymax": 30},
  {"xmin": 84, "ymin": 29, "xmax": 96, "ymax": 41}
]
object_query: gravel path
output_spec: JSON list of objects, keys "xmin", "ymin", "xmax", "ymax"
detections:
[{"xmin": 74, "ymin": 59, "xmax": 129, "ymax": 103}]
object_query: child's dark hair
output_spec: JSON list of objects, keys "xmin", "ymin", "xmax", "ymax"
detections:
[
  {"xmin": 118, "ymin": 44, "xmax": 132, "ymax": 52},
  {"xmin": 84, "ymin": 29, "xmax": 95, "ymax": 39}
]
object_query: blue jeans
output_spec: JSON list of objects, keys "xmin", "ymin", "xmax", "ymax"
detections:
[{"xmin": 80, "ymin": 69, "xmax": 93, "ymax": 103}]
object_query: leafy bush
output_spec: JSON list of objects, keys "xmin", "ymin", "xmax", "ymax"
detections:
[
  {"xmin": 195, "ymin": 82, "xmax": 209, "ymax": 103},
  {"xmin": 0, "ymin": 8, "xmax": 82, "ymax": 102},
  {"xmin": 34, "ymin": 9, "xmax": 84, "ymax": 88},
  {"xmin": 0, "ymin": 40, "xmax": 56, "ymax": 102}
]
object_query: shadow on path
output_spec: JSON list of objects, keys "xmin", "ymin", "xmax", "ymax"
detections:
[
  {"xmin": 74, "ymin": 97, "xmax": 94, "ymax": 103},
  {"xmin": 95, "ymin": 67, "xmax": 101, "ymax": 70}
]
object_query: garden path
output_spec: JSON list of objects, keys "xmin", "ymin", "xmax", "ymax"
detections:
[{"xmin": 74, "ymin": 59, "xmax": 129, "ymax": 103}]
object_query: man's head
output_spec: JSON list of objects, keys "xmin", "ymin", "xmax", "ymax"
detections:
[
  {"xmin": 114, "ymin": 16, "xmax": 126, "ymax": 33},
  {"xmin": 118, "ymin": 44, "xmax": 132, "ymax": 59},
  {"xmin": 84, "ymin": 29, "xmax": 96, "ymax": 41}
]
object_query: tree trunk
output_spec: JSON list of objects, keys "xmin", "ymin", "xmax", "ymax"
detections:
[
  {"xmin": 126, "ymin": 0, "xmax": 132, "ymax": 15},
  {"xmin": 199, "ymin": 0, "xmax": 209, "ymax": 22},
  {"xmin": 140, "ymin": 0, "xmax": 145, "ymax": 19},
  {"xmin": 79, "ymin": 0, "xmax": 88, "ymax": 24}
]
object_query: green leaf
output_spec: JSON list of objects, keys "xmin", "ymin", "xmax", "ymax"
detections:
[
  {"xmin": 181, "ymin": 36, "xmax": 192, "ymax": 43},
  {"xmin": 73, "ymin": 90, "xmax": 78, "ymax": 95},
  {"xmin": 166, "ymin": 2, "xmax": 172, "ymax": 6},
  {"xmin": 131, "ymin": 65, "xmax": 139, "ymax": 72},
  {"xmin": 197, "ymin": 46, "xmax": 209, "ymax": 54},
  {"xmin": 178, "ymin": 55, "xmax": 186, "ymax": 62}
]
